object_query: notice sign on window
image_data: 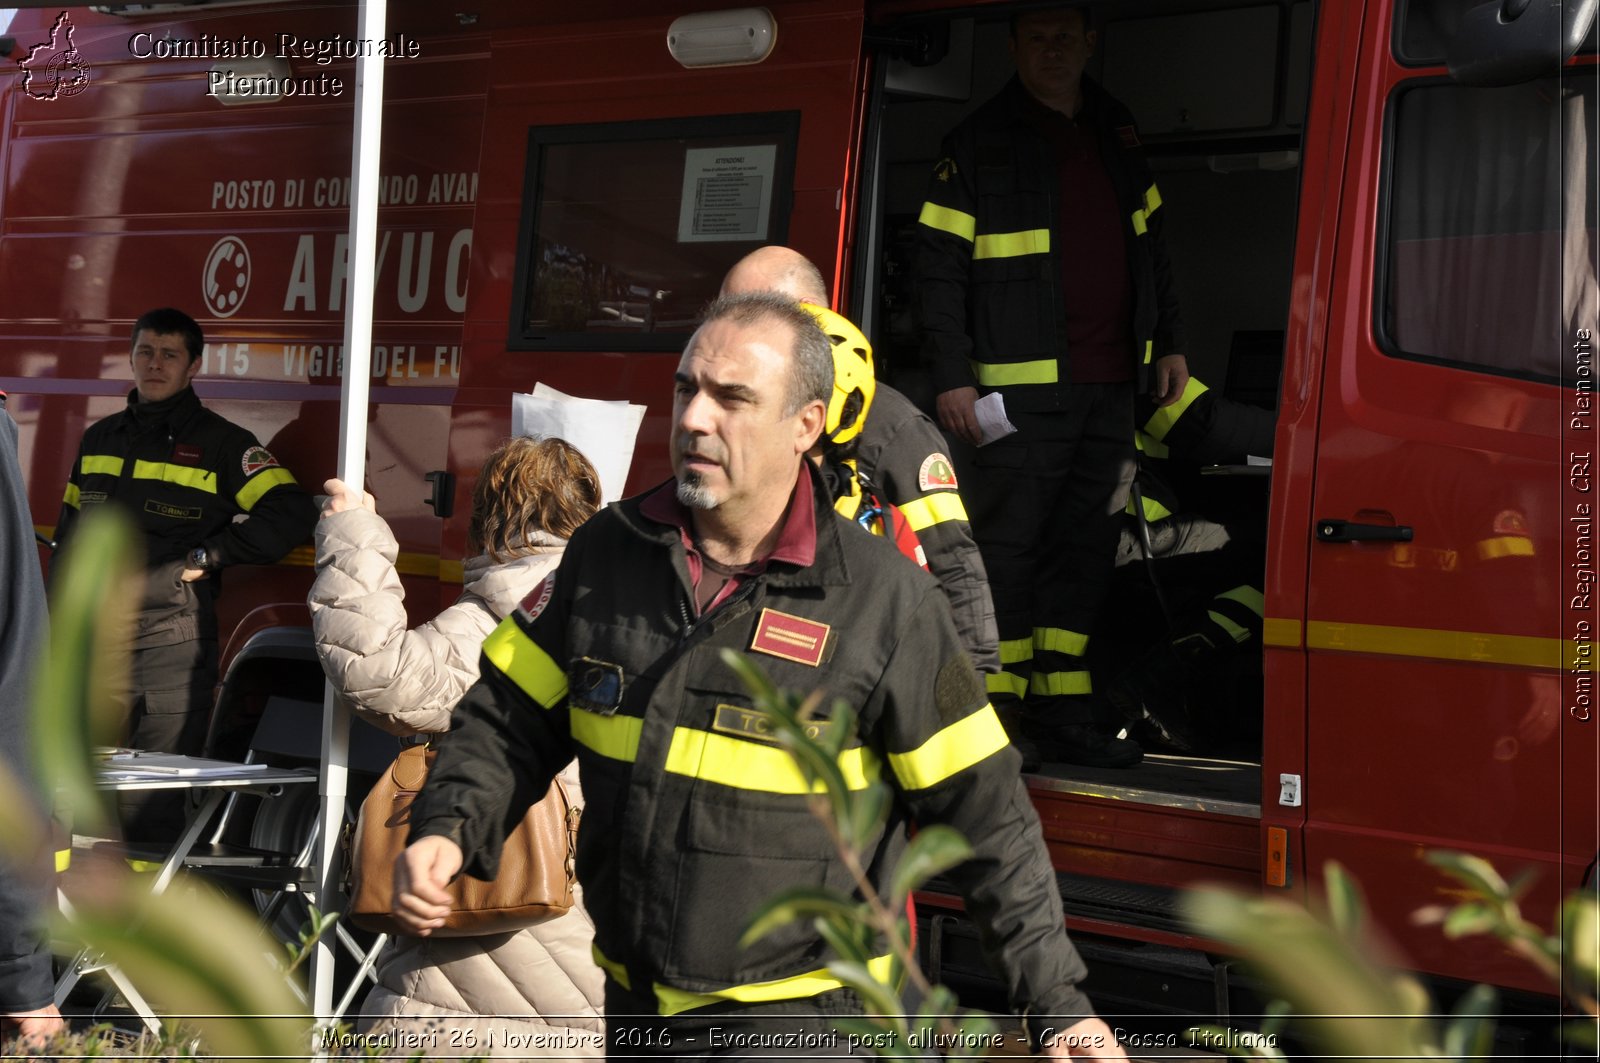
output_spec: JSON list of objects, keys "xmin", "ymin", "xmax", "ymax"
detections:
[{"xmin": 677, "ymin": 145, "xmax": 777, "ymax": 243}]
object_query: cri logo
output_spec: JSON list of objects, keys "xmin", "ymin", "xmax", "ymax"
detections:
[{"xmin": 203, "ymin": 236, "xmax": 252, "ymax": 318}]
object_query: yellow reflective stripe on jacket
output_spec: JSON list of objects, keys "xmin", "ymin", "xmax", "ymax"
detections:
[
  {"xmin": 1125, "ymin": 493, "xmax": 1171, "ymax": 523},
  {"xmin": 998, "ymin": 637, "xmax": 1032, "ymax": 664},
  {"xmin": 970, "ymin": 359, "xmax": 1059, "ymax": 387},
  {"xmin": 987, "ymin": 671, "xmax": 1027, "ymax": 698},
  {"xmin": 1033, "ymin": 627, "xmax": 1089, "ymax": 657},
  {"xmin": 81, "ymin": 454, "xmax": 124, "ymax": 477},
  {"xmin": 1141, "ymin": 377, "xmax": 1209, "ymax": 443},
  {"xmin": 56, "ymin": 848, "xmax": 71, "ymax": 873},
  {"xmin": 1143, "ymin": 338, "xmax": 1154, "ymax": 365},
  {"xmin": 664, "ymin": 727, "xmax": 873, "ymax": 793},
  {"xmin": 592, "ymin": 945, "xmax": 631, "ymax": 990},
  {"xmin": 654, "ymin": 954, "xmax": 895, "ymax": 1017},
  {"xmin": 1134, "ymin": 430, "xmax": 1169, "ymax": 460},
  {"xmin": 974, "ymin": 228, "xmax": 1050, "ymax": 260},
  {"xmin": 887, "ymin": 706, "xmax": 1009, "ymax": 791},
  {"xmin": 917, "ymin": 202, "xmax": 976, "ymax": 243},
  {"xmin": 1131, "ymin": 183, "xmax": 1163, "ymax": 236},
  {"xmin": 236, "ymin": 466, "xmax": 297, "ymax": 512},
  {"xmin": 482, "ymin": 620, "xmax": 568, "ymax": 709},
  {"xmin": 62, "ymin": 483, "xmax": 81, "ymax": 509},
  {"xmin": 131, "ymin": 459, "xmax": 218, "ymax": 494},
  {"xmin": 1218, "ymin": 585, "xmax": 1265, "ymax": 616},
  {"xmin": 1209, "ymin": 610, "xmax": 1253, "ymax": 644},
  {"xmin": 1029, "ymin": 670, "xmax": 1092, "ymax": 696},
  {"xmin": 898, "ymin": 492, "xmax": 967, "ymax": 532},
  {"xmin": 572, "ymin": 711, "xmax": 643, "ymax": 763}
]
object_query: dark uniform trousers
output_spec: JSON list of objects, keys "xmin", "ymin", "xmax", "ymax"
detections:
[
  {"xmin": 114, "ymin": 637, "xmax": 219, "ymax": 840},
  {"xmin": 958, "ymin": 383, "xmax": 1136, "ymax": 724}
]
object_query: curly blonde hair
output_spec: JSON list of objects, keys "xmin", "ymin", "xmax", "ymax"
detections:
[{"xmin": 467, "ymin": 437, "xmax": 602, "ymax": 562}]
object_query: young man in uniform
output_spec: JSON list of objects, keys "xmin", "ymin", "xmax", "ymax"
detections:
[
  {"xmin": 394, "ymin": 293, "xmax": 1124, "ymax": 1058},
  {"xmin": 55, "ymin": 308, "xmax": 316, "ymax": 837}
]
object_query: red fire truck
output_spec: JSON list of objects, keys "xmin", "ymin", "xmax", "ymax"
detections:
[{"xmin": 3, "ymin": 0, "xmax": 1594, "ymax": 1032}]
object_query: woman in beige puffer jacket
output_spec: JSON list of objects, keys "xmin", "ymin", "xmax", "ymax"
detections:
[{"xmin": 309, "ymin": 437, "xmax": 605, "ymax": 1057}]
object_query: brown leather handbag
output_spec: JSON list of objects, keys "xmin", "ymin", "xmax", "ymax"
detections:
[{"xmin": 347, "ymin": 742, "xmax": 579, "ymax": 937}]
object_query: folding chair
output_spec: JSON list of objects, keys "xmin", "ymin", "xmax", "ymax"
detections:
[{"xmin": 91, "ymin": 696, "xmax": 399, "ymax": 1018}]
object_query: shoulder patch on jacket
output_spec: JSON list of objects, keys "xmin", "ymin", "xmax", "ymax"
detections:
[
  {"xmin": 935, "ymin": 656, "xmax": 984, "ymax": 726},
  {"xmin": 518, "ymin": 576, "xmax": 555, "ymax": 621},
  {"xmin": 933, "ymin": 157, "xmax": 957, "ymax": 182},
  {"xmin": 241, "ymin": 446, "xmax": 281, "ymax": 476},
  {"xmin": 918, "ymin": 453, "xmax": 959, "ymax": 492}
]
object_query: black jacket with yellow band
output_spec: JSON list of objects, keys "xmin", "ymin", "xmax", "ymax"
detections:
[
  {"xmin": 915, "ymin": 75, "xmax": 1186, "ymax": 408},
  {"xmin": 411, "ymin": 466, "xmax": 1092, "ymax": 1029},
  {"xmin": 56, "ymin": 386, "xmax": 314, "ymax": 646}
]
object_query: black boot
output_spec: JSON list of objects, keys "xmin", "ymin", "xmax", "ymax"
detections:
[{"xmin": 1104, "ymin": 636, "xmax": 1206, "ymax": 752}]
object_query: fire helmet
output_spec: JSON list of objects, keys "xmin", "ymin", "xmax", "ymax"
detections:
[{"xmin": 799, "ymin": 303, "xmax": 875, "ymax": 446}]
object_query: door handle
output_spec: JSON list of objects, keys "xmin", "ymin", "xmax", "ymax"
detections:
[{"xmin": 1315, "ymin": 519, "xmax": 1413, "ymax": 543}]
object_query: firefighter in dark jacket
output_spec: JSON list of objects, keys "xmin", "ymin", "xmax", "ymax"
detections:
[
  {"xmin": 55, "ymin": 307, "xmax": 316, "ymax": 837},
  {"xmin": 914, "ymin": 5, "xmax": 1188, "ymax": 768},
  {"xmin": 396, "ymin": 293, "xmax": 1123, "ymax": 1058},
  {"xmin": 721, "ymin": 246, "xmax": 1001, "ymax": 675},
  {"xmin": 1104, "ymin": 379, "xmax": 1276, "ymax": 749}
]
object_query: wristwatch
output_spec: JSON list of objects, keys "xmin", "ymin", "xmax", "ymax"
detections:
[{"xmin": 188, "ymin": 545, "xmax": 214, "ymax": 572}]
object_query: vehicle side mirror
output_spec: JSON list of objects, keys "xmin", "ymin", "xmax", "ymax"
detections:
[{"xmin": 1448, "ymin": 0, "xmax": 1597, "ymax": 86}]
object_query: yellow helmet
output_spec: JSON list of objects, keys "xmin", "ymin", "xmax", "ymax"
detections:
[{"xmin": 799, "ymin": 303, "xmax": 875, "ymax": 446}]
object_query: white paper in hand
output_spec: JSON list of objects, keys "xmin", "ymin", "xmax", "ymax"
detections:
[
  {"xmin": 511, "ymin": 384, "xmax": 647, "ymax": 504},
  {"xmin": 974, "ymin": 392, "xmax": 1018, "ymax": 446}
]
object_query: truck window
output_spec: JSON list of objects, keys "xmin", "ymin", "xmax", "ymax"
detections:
[
  {"xmin": 508, "ymin": 112, "xmax": 800, "ymax": 350},
  {"xmin": 1380, "ymin": 76, "xmax": 1597, "ymax": 381}
]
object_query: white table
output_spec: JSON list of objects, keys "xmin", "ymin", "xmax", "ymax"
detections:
[{"xmin": 54, "ymin": 760, "xmax": 319, "ymax": 1032}]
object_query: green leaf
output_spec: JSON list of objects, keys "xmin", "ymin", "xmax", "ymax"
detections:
[
  {"xmin": 1259, "ymin": 998, "xmax": 1292, "ymax": 1037},
  {"xmin": 741, "ymin": 887, "xmax": 862, "ymax": 948},
  {"xmin": 1562, "ymin": 1016, "xmax": 1598, "ymax": 1052},
  {"xmin": 719, "ymin": 649, "xmax": 783, "ymax": 705},
  {"xmin": 1323, "ymin": 861, "xmax": 1364, "ymax": 938},
  {"xmin": 1183, "ymin": 885, "xmax": 1439, "ymax": 1055},
  {"xmin": 890, "ymin": 826, "xmax": 974, "ymax": 904},
  {"xmin": 1441, "ymin": 902, "xmax": 1496, "ymax": 939},
  {"xmin": 52, "ymin": 875, "xmax": 307, "ymax": 1059},
  {"xmin": 1562, "ymin": 892, "xmax": 1600, "ymax": 999},
  {"xmin": 1426, "ymin": 849, "xmax": 1511, "ymax": 900},
  {"xmin": 825, "ymin": 960, "xmax": 906, "ymax": 1030},
  {"xmin": 1441, "ymin": 983, "xmax": 1498, "ymax": 1058},
  {"xmin": 815, "ymin": 913, "xmax": 873, "ymax": 967},
  {"xmin": 33, "ymin": 511, "xmax": 140, "ymax": 835},
  {"xmin": 848, "ymin": 780, "xmax": 891, "ymax": 852}
]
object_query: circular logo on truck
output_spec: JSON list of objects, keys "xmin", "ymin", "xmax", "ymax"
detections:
[{"xmin": 202, "ymin": 236, "xmax": 252, "ymax": 318}]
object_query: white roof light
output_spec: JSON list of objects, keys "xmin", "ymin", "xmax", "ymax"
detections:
[{"xmin": 668, "ymin": 7, "xmax": 776, "ymax": 69}]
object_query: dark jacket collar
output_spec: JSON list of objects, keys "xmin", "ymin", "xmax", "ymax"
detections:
[
  {"xmin": 122, "ymin": 385, "xmax": 203, "ymax": 433},
  {"xmin": 620, "ymin": 462, "xmax": 850, "ymax": 589},
  {"xmin": 999, "ymin": 73, "xmax": 1114, "ymax": 129}
]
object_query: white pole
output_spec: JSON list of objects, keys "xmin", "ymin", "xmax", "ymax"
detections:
[{"xmin": 313, "ymin": 0, "xmax": 386, "ymax": 1028}]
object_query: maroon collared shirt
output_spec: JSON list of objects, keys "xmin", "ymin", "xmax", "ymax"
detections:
[{"xmin": 639, "ymin": 464, "xmax": 817, "ymax": 616}]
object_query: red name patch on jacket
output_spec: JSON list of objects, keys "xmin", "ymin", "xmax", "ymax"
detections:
[
  {"xmin": 750, "ymin": 608, "xmax": 830, "ymax": 667},
  {"xmin": 172, "ymin": 443, "xmax": 203, "ymax": 465}
]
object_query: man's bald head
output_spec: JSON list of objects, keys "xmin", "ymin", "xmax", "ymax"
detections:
[{"xmin": 720, "ymin": 246, "xmax": 829, "ymax": 305}]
